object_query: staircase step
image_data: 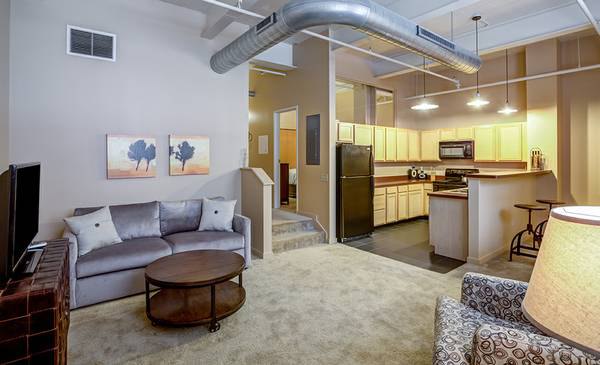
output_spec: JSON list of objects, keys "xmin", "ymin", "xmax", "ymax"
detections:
[
  {"xmin": 272, "ymin": 230, "xmax": 326, "ymax": 253},
  {"xmin": 272, "ymin": 219, "xmax": 317, "ymax": 236}
]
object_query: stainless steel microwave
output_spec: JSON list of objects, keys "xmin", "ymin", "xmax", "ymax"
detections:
[{"xmin": 439, "ymin": 141, "xmax": 474, "ymax": 159}]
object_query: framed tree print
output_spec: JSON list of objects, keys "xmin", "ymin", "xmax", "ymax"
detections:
[{"xmin": 169, "ymin": 135, "xmax": 210, "ymax": 175}]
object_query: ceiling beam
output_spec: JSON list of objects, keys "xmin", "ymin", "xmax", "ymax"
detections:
[
  {"xmin": 576, "ymin": 0, "xmax": 600, "ymax": 36},
  {"xmin": 201, "ymin": 0, "xmax": 260, "ymax": 39},
  {"xmin": 331, "ymin": 0, "xmax": 484, "ymax": 49},
  {"xmin": 371, "ymin": 2, "xmax": 592, "ymax": 78}
]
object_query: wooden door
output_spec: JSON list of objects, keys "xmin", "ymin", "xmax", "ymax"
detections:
[
  {"xmin": 385, "ymin": 128, "xmax": 397, "ymax": 161},
  {"xmin": 373, "ymin": 126, "xmax": 386, "ymax": 161},
  {"xmin": 354, "ymin": 124, "xmax": 373, "ymax": 146},
  {"xmin": 474, "ymin": 126, "xmax": 496, "ymax": 161},
  {"xmin": 337, "ymin": 122, "xmax": 354, "ymax": 142}
]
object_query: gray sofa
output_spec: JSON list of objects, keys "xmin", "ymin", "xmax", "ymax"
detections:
[
  {"xmin": 433, "ymin": 273, "xmax": 599, "ymax": 364},
  {"xmin": 63, "ymin": 199, "xmax": 251, "ymax": 309}
]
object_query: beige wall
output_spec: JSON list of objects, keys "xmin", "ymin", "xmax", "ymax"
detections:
[
  {"xmin": 558, "ymin": 35, "xmax": 600, "ymax": 205},
  {"xmin": 335, "ymin": 88, "xmax": 354, "ymax": 123},
  {"xmin": 9, "ymin": 0, "xmax": 249, "ymax": 239},
  {"xmin": 0, "ymin": 0, "xmax": 9, "ymax": 172},
  {"xmin": 249, "ymin": 37, "xmax": 332, "ymax": 232}
]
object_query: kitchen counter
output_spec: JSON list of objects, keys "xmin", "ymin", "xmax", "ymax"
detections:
[
  {"xmin": 465, "ymin": 169, "xmax": 552, "ymax": 179},
  {"xmin": 374, "ymin": 175, "xmax": 438, "ymax": 188},
  {"xmin": 428, "ymin": 188, "xmax": 468, "ymax": 200}
]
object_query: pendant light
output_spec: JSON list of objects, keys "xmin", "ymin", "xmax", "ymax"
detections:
[
  {"xmin": 467, "ymin": 15, "xmax": 489, "ymax": 108},
  {"xmin": 411, "ymin": 58, "xmax": 439, "ymax": 111},
  {"xmin": 498, "ymin": 49, "xmax": 518, "ymax": 115}
]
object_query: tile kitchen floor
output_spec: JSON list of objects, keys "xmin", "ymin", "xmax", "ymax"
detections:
[{"xmin": 344, "ymin": 218, "xmax": 465, "ymax": 274}]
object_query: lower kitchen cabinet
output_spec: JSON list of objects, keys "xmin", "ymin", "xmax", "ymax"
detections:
[
  {"xmin": 386, "ymin": 188, "xmax": 397, "ymax": 223},
  {"xmin": 423, "ymin": 183, "xmax": 433, "ymax": 215},
  {"xmin": 397, "ymin": 190, "xmax": 408, "ymax": 220},
  {"xmin": 408, "ymin": 189, "xmax": 424, "ymax": 218},
  {"xmin": 374, "ymin": 188, "xmax": 386, "ymax": 226}
]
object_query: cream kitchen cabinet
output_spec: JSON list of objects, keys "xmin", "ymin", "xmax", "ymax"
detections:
[
  {"xmin": 423, "ymin": 183, "xmax": 433, "ymax": 215},
  {"xmin": 385, "ymin": 128, "xmax": 397, "ymax": 161},
  {"xmin": 408, "ymin": 188, "xmax": 424, "ymax": 218},
  {"xmin": 397, "ymin": 185, "xmax": 409, "ymax": 220},
  {"xmin": 421, "ymin": 129, "xmax": 440, "ymax": 161},
  {"xmin": 354, "ymin": 124, "xmax": 373, "ymax": 146},
  {"xmin": 408, "ymin": 130, "xmax": 421, "ymax": 161},
  {"xmin": 373, "ymin": 126, "xmax": 386, "ymax": 162},
  {"xmin": 439, "ymin": 128, "xmax": 457, "ymax": 141},
  {"xmin": 496, "ymin": 123, "xmax": 524, "ymax": 161},
  {"xmin": 474, "ymin": 125, "xmax": 497, "ymax": 162},
  {"xmin": 337, "ymin": 122, "xmax": 354, "ymax": 143},
  {"xmin": 386, "ymin": 187, "xmax": 398, "ymax": 223},
  {"xmin": 396, "ymin": 128, "xmax": 409, "ymax": 161},
  {"xmin": 374, "ymin": 187, "xmax": 386, "ymax": 226},
  {"xmin": 521, "ymin": 123, "xmax": 528, "ymax": 162},
  {"xmin": 456, "ymin": 127, "xmax": 474, "ymax": 140}
]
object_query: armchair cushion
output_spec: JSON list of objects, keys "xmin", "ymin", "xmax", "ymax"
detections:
[
  {"xmin": 472, "ymin": 324, "xmax": 600, "ymax": 365},
  {"xmin": 460, "ymin": 272, "xmax": 530, "ymax": 324},
  {"xmin": 433, "ymin": 296, "xmax": 542, "ymax": 365}
]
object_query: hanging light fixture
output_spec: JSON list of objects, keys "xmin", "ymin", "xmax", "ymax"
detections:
[
  {"xmin": 467, "ymin": 15, "xmax": 489, "ymax": 108},
  {"xmin": 498, "ymin": 49, "xmax": 518, "ymax": 115},
  {"xmin": 412, "ymin": 58, "xmax": 439, "ymax": 111}
]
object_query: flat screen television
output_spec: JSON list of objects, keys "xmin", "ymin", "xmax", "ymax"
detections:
[{"xmin": 0, "ymin": 163, "xmax": 41, "ymax": 285}]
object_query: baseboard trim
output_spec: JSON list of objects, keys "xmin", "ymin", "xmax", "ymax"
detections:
[{"xmin": 467, "ymin": 247, "xmax": 508, "ymax": 265}]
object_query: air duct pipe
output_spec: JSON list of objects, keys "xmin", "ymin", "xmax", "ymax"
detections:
[{"xmin": 210, "ymin": 0, "xmax": 481, "ymax": 75}]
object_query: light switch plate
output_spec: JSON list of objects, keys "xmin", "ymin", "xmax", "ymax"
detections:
[{"xmin": 320, "ymin": 173, "xmax": 328, "ymax": 182}]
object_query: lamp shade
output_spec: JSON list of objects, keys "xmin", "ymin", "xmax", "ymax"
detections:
[{"xmin": 523, "ymin": 206, "xmax": 600, "ymax": 355}]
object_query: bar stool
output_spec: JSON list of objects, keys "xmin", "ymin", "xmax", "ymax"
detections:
[
  {"xmin": 509, "ymin": 203, "xmax": 546, "ymax": 261},
  {"xmin": 534, "ymin": 199, "xmax": 566, "ymax": 238}
]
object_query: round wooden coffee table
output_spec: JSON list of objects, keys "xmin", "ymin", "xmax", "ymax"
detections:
[{"xmin": 144, "ymin": 250, "xmax": 245, "ymax": 332}]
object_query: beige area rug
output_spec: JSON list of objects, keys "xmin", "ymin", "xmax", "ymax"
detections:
[{"xmin": 68, "ymin": 244, "xmax": 534, "ymax": 365}]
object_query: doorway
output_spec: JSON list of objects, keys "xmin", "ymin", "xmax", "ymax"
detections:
[{"xmin": 273, "ymin": 107, "xmax": 299, "ymax": 211}]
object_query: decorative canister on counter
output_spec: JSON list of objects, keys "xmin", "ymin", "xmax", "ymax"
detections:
[{"xmin": 530, "ymin": 147, "xmax": 543, "ymax": 170}]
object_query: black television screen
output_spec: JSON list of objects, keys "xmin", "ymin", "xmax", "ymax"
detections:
[{"xmin": 0, "ymin": 163, "xmax": 40, "ymax": 284}]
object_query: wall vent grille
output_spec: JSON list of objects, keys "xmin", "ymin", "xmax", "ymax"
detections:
[{"xmin": 67, "ymin": 25, "xmax": 116, "ymax": 62}]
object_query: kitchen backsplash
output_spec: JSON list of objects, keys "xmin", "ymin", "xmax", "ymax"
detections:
[{"xmin": 374, "ymin": 162, "xmax": 527, "ymax": 177}]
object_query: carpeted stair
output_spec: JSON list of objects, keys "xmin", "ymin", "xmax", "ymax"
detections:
[{"xmin": 272, "ymin": 211, "xmax": 326, "ymax": 253}]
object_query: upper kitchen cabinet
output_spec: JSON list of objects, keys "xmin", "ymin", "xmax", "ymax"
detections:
[
  {"xmin": 474, "ymin": 125, "xmax": 496, "ymax": 161},
  {"xmin": 456, "ymin": 127, "xmax": 474, "ymax": 140},
  {"xmin": 521, "ymin": 123, "xmax": 528, "ymax": 162},
  {"xmin": 497, "ymin": 123, "xmax": 524, "ymax": 161},
  {"xmin": 440, "ymin": 128, "xmax": 457, "ymax": 141},
  {"xmin": 354, "ymin": 124, "xmax": 373, "ymax": 146},
  {"xmin": 421, "ymin": 130, "xmax": 440, "ymax": 161},
  {"xmin": 396, "ymin": 128, "xmax": 409, "ymax": 161},
  {"xmin": 408, "ymin": 130, "xmax": 420, "ymax": 161},
  {"xmin": 337, "ymin": 122, "xmax": 354, "ymax": 143},
  {"xmin": 385, "ymin": 128, "xmax": 397, "ymax": 161},
  {"xmin": 373, "ymin": 126, "xmax": 386, "ymax": 161}
]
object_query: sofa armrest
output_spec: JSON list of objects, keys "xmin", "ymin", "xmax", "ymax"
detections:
[
  {"xmin": 62, "ymin": 228, "xmax": 79, "ymax": 309},
  {"xmin": 460, "ymin": 272, "xmax": 530, "ymax": 324},
  {"xmin": 233, "ymin": 214, "xmax": 251, "ymax": 267},
  {"xmin": 472, "ymin": 324, "xmax": 599, "ymax": 364}
]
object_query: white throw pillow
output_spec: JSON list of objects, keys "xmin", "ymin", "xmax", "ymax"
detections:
[
  {"xmin": 64, "ymin": 206, "xmax": 122, "ymax": 256},
  {"xmin": 198, "ymin": 198, "xmax": 236, "ymax": 232}
]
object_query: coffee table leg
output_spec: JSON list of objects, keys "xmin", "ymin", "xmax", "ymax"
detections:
[
  {"xmin": 208, "ymin": 284, "xmax": 220, "ymax": 332},
  {"xmin": 239, "ymin": 273, "xmax": 243, "ymax": 287},
  {"xmin": 145, "ymin": 280, "xmax": 155, "ymax": 325}
]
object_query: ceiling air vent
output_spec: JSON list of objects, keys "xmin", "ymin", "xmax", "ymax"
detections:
[
  {"xmin": 67, "ymin": 25, "xmax": 116, "ymax": 62},
  {"xmin": 416, "ymin": 26, "xmax": 455, "ymax": 52}
]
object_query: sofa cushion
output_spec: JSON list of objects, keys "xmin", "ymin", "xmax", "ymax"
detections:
[
  {"xmin": 159, "ymin": 199, "xmax": 203, "ymax": 236},
  {"xmin": 64, "ymin": 206, "xmax": 122, "ymax": 257},
  {"xmin": 76, "ymin": 237, "xmax": 172, "ymax": 279},
  {"xmin": 433, "ymin": 296, "xmax": 543, "ymax": 365},
  {"xmin": 164, "ymin": 231, "xmax": 244, "ymax": 253},
  {"xmin": 198, "ymin": 198, "xmax": 236, "ymax": 232},
  {"xmin": 75, "ymin": 201, "xmax": 161, "ymax": 240}
]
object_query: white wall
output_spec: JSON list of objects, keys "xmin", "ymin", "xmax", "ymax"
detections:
[
  {"xmin": 9, "ymin": 0, "xmax": 249, "ymax": 239},
  {"xmin": 0, "ymin": 0, "xmax": 9, "ymax": 172}
]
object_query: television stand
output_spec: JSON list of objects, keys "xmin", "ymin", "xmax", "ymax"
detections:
[{"xmin": 22, "ymin": 248, "xmax": 44, "ymax": 274}]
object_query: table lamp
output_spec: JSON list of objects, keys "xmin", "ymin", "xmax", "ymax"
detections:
[{"xmin": 523, "ymin": 206, "xmax": 600, "ymax": 356}]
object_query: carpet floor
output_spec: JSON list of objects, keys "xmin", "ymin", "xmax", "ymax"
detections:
[{"xmin": 68, "ymin": 244, "xmax": 534, "ymax": 365}]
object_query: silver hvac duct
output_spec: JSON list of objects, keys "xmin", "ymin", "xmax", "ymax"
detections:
[{"xmin": 210, "ymin": 0, "xmax": 482, "ymax": 75}]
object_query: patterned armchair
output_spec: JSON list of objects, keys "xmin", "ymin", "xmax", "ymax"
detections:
[{"xmin": 433, "ymin": 273, "xmax": 599, "ymax": 365}]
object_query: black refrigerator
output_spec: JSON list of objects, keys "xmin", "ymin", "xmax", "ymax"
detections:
[{"xmin": 336, "ymin": 143, "xmax": 374, "ymax": 242}]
